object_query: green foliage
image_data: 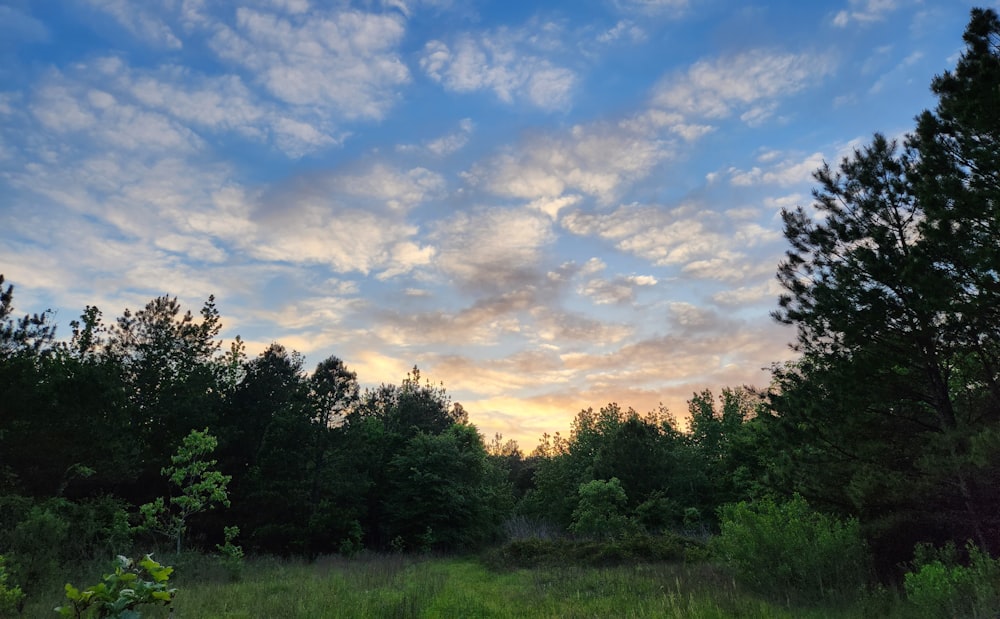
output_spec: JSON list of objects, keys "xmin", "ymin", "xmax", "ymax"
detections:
[
  {"xmin": 0, "ymin": 556, "xmax": 25, "ymax": 618},
  {"xmin": 8, "ymin": 502, "xmax": 70, "ymax": 584},
  {"xmin": 714, "ymin": 495, "xmax": 870, "ymax": 603},
  {"xmin": 482, "ymin": 533, "xmax": 691, "ymax": 570},
  {"xmin": 904, "ymin": 542, "xmax": 1000, "ymax": 618},
  {"xmin": 55, "ymin": 554, "xmax": 176, "ymax": 619},
  {"xmin": 385, "ymin": 424, "xmax": 506, "ymax": 550},
  {"xmin": 338, "ymin": 521, "xmax": 364, "ymax": 558},
  {"xmin": 215, "ymin": 526, "xmax": 244, "ymax": 581},
  {"xmin": 569, "ymin": 478, "xmax": 632, "ymax": 539},
  {"xmin": 766, "ymin": 8, "xmax": 1000, "ymax": 567},
  {"xmin": 139, "ymin": 429, "xmax": 231, "ymax": 554}
]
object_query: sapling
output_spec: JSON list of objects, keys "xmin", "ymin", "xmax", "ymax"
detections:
[{"xmin": 139, "ymin": 428, "xmax": 231, "ymax": 554}]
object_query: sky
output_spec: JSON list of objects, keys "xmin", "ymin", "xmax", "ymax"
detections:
[{"xmin": 0, "ymin": 0, "xmax": 992, "ymax": 448}]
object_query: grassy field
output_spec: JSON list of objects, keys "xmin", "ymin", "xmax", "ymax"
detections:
[{"xmin": 26, "ymin": 553, "xmax": 905, "ymax": 618}]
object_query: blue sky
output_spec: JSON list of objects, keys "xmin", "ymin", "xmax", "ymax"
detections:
[{"xmin": 0, "ymin": 0, "xmax": 990, "ymax": 447}]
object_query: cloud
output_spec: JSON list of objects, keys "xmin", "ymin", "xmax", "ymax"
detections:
[
  {"xmin": 651, "ymin": 49, "xmax": 836, "ymax": 125},
  {"xmin": 727, "ymin": 151, "xmax": 826, "ymax": 187},
  {"xmin": 374, "ymin": 296, "xmax": 529, "ymax": 348},
  {"xmin": 712, "ymin": 280, "xmax": 784, "ymax": 307},
  {"xmin": 210, "ymin": 7, "xmax": 410, "ymax": 120},
  {"xmin": 562, "ymin": 203, "xmax": 721, "ymax": 268},
  {"xmin": 466, "ymin": 122, "xmax": 670, "ymax": 206},
  {"xmin": 28, "ymin": 54, "xmax": 346, "ymax": 157},
  {"xmin": 596, "ymin": 20, "xmax": 646, "ymax": 44},
  {"xmin": 252, "ymin": 163, "xmax": 442, "ymax": 275},
  {"xmin": 613, "ymin": 0, "xmax": 690, "ymax": 16},
  {"xmin": 83, "ymin": 0, "xmax": 182, "ymax": 48},
  {"xmin": 431, "ymin": 207, "xmax": 555, "ymax": 292},
  {"xmin": 420, "ymin": 26, "xmax": 577, "ymax": 110},
  {"xmin": 580, "ymin": 273, "xmax": 658, "ymax": 305},
  {"xmin": 832, "ymin": 0, "xmax": 900, "ymax": 27},
  {"xmin": 562, "ymin": 202, "xmax": 781, "ymax": 282},
  {"xmin": 396, "ymin": 118, "xmax": 474, "ymax": 156}
]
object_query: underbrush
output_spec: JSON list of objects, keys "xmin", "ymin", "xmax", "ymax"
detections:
[{"xmin": 480, "ymin": 532, "xmax": 702, "ymax": 570}]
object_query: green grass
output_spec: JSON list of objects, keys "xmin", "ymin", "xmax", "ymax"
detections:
[{"xmin": 23, "ymin": 553, "xmax": 908, "ymax": 618}]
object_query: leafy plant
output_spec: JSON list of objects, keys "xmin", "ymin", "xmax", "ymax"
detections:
[
  {"xmin": 0, "ymin": 555, "xmax": 25, "ymax": 617},
  {"xmin": 215, "ymin": 526, "xmax": 244, "ymax": 581},
  {"xmin": 569, "ymin": 478, "xmax": 632, "ymax": 540},
  {"xmin": 904, "ymin": 541, "xmax": 1000, "ymax": 618},
  {"xmin": 55, "ymin": 554, "xmax": 176, "ymax": 619},
  {"xmin": 139, "ymin": 428, "xmax": 231, "ymax": 554},
  {"xmin": 713, "ymin": 494, "xmax": 870, "ymax": 602}
]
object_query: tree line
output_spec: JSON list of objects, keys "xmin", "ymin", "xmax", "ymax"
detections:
[{"xmin": 1, "ymin": 5, "xmax": 998, "ymax": 592}]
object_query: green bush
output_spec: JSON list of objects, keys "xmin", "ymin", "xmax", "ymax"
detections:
[
  {"xmin": 713, "ymin": 495, "xmax": 870, "ymax": 602},
  {"xmin": 8, "ymin": 502, "xmax": 70, "ymax": 584},
  {"xmin": 904, "ymin": 541, "xmax": 1000, "ymax": 618},
  {"xmin": 55, "ymin": 554, "xmax": 176, "ymax": 619},
  {"xmin": 215, "ymin": 526, "xmax": 244, "ymax": 581},
  {"xmin": 569, "ymin": 478, "xmax": 632, "ymax": 540},
  {"xmin": 482, "ymin": 533, "xmax": 691, "ymax": 570},
  {"xmin": 0, "ymin": 555, "xmax": 25, "ymax": 617},
  {"xmin": 1, "ymin": 496, "xmax": 132, "ymax": 586}
]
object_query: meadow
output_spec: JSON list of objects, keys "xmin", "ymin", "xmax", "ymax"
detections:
[{"xmin": 27, "ymin": 553, "xmax": 907, "ymax": 619}]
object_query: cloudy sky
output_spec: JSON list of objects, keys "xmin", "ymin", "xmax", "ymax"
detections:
[{"xmin": 0, "ymin": 0, "xmax": 988, "ymax": 446}]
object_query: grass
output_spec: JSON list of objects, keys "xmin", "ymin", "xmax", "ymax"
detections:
[{"xmin": 23, "ymin": 552, "xmax": 908, "ymax": 618}]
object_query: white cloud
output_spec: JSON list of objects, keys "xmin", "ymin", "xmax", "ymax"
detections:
[
  {"xmin": 30, "ymin": 79, "xmax": 202, "ymax": 153},
  {"xmin": 597, "ymin": 20, "xmax": 646, "ymax": 44},
  {"xmin": 562, "ymin": 202, "xmax": 781, "ymax": 282},
  {"xmin": 652, "ymin": 49, "xmax": 836, "ymax": 124},
  {"xmin": 562, "ymin": 203, "xmax": 722, "ymax": 268},
  {"xmin": 467, "ymin": 122, "xmax": 669, "ymax": 205},
  {"xmin": 33, "ymin": 55, "xmax": 348, "ymax": 157},
  {"xmin": 420, "ymin": 27, "xmax": 577, "ymax": 110},
  {"xmin": 210, "ymin": 7, "xmax": 410, "ymax": 120},
  {"xmin": 580, "ymin": 273, "xmax": 658, "ymax": 305},
  {"xmin": 712, "ymin": 280, "xmax": 784, "ymax": 307},
  {"xmin": 398, "ymin": 118, "xmax": 474, "ymax": 156},
  {"xmin": 728, "ymin": 152, "xmax": 826, "ymax": 187},
  {"xmin": 613, "ymin": 0, "xmax": 689, "ymax": 16},
  {"xmin": 833, "ymin": 0, "xmax": 900, "ymax": 27},
  {"xmin": 83, "ymin": 0, "xmax": 182, "ymax": 48},
  {"xmin": 250, "ymin": 163, "xmax": 443, "ymax": 274}
]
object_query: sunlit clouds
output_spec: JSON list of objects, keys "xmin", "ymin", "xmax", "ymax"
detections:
[{"xmin": 0, "ymin": 0, "xmax": 975, "ymax": 446}]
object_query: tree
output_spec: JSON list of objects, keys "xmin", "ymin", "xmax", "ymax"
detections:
[
  {"xmin": 0, "ymin": 274, "xmax": 56, "ymax": 359},
  {"xmin": 106, "ymin": 295, "xmax": 224, "ymax": 480},
  {"xmin": 384, "ymin": 424, "xmax": 504, "ymax": 550},
  {"xmin": 569, "ymin": 478, "xmax": 631, "ymax": 540},
  {"xmin": 767, "ymin": 8, "xmax": 1000, "ymax": 565},
  {"xmin": 140, "ymin": 428, "xmax": 231, "ymax": 554}
]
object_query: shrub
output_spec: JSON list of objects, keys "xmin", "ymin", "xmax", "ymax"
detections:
[
  {"xmin": 55, "ymin": 554, "xmax": 176, "ymax": 619},
  {"xmin": 481, "ymin": 533, "xmax": 691, "ymax": 570},
  {"xmin": 713, "ymin": 494, "xmax": 870, "ymax": 602},
  {"xmin": 904, "ymin": 541, "xmax": 1000, "ymax": 618},
  {"xmin": 0, "ymin": 555, "xmax": 25, "ymax": 617},
  {"xmin": 8, "ymin": 502, "xmax": 70, "ymax": 584},
  {"xmin": 569, "ymin": 478, "xmax": 632, "ymax": 540},
  {"xmin": 216, "ymin": 526, "xmax": 245, "ymax": 581}
]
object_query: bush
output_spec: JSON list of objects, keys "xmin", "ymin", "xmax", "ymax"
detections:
[
  {"xmin": 569, "ymin": 478, "xmax": 632, "ymax": 540},
  {"xmin": 55, "ymin": 554, "xmax": 176, "ymax": 619},
  {"xmin": 904, "ymin": 541, "xmax": 1000, "ymax": 618},
  {"xmin": 8, "ymin": 502, "xmax": 70, "ymax": 584},
  {"xmin": 481, "ymin": 533, "xmax": 691, "ymax": 570},
  {"xmin": 0, "ymin": 555, "xmax": 25, "ymax": 617},
  {"xmin": 713, "ymin": 495, "xmax": 870, "ymax": 603}
]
